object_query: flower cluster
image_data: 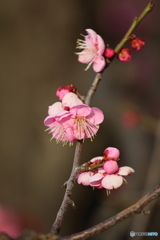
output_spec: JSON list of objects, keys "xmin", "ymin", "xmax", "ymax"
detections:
[
  {"xmin": 77, "ymin": 147, "xmax": 134, "ymax": 194},
  {"xmin": 117, "ymin": 35, "xmax": 145, "ymax": 62},
  {"xmin": 76, "ymin": 29, "xmax": 145, "ymax": 70},
  {"xmin": 44, "ymin": 91, "xmax": 104, "ymax": 145}
]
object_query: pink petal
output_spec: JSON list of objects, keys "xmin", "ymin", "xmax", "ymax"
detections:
[
  {"xmin": 96, "ymin": 34, "xmax": 105, "ymax": 55},
  {"xmin": 118, "ymin": 166, "xmax": 135, "ymax": 176},
  {"xmin": 49, "ymin": 121, "xmax": 68, "ymax": 142},
  {"xmin": 92, "ymin": 56, "xmax": 106, "ymax": 72},
  {"xmin": 64, "ymin": 126, "xmax": 75, "ymax": 142},
  {"xmin": 90, "ymin": 173, "xmax": 104, "ymax": 182},
  {"xmin": 77, "ymin": 172, "xmax": 93, "ymax": 186},
  {"xmin": 70, "ymin": 104, "xmax": 91, "ymax": 117},
  {"xmin": 78, "ymin": 38, "xmax": 96, "ymax": 63},
  {"xmin": 56, "ymin": 111, "xmax": 72, "ymax": 121},
  {"xmin": 56, "ymin": 89, "xmax": 69, "ymax": 101},
  {"xmin": 101, "ymin": 175, "xmax": 123, "ymax": 190},
  {"xmin": 62, "ymin": 93, "xmax": 83, "ymax": 108},
  {"xmin": 90, "ymin": 157, "xmax": 103, "ymax": 163},
  {"xmin": 85, "ymin": 29, "xmax": 97, "ymax": 43},
  {"xmin": 48, "ymin": 102, "xmax": 63, "ymax": 116},
  {"xmin": 103, "ymin": 147, "xmax": 120, "ymax": 159},
  {"xmin": 44, "ymin": 116, "xmax": 55, "ymax": 126},
  {"xmin": 84, "ymin": 122, "xmax": 99, "ymax": 139},
  {"xmin": 87, "ymin": 108, "xmax": 104, "ymax": 124}
]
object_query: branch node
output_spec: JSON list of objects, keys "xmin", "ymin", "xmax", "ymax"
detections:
[
  {"xmin": 61, "ymin": 181, "xmax": 68, "ymax": 188},
  {"xmin": 69, "ymin": 200, "xmax": 76, "ymax": 209}
]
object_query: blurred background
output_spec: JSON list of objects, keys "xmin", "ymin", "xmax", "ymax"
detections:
[{"xmin": 0, "ymin": 0, "xmax": 160, "ymax": 239}]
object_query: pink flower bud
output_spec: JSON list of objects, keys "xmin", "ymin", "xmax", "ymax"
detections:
[
  {"xmin": 56, "ymin": 85, "xmax": 77, "ymax": 100},
  {"xmin": 104, "ymin": 48, "xmax": 115, "ymax": 58},
  {"xmin": 118, "ymin": 48, "xmax": 131, "ymax": 62},
  {"xmin": 131, "ymin": 38, "xmax": 145, "ymax": 51},
  {"xmin": 103, "ymin": 160, "xmax": 119, "ymax": 174},
  {"xmin": 103, "ymin": 147, "xmax": 120, "ymax": 159}
]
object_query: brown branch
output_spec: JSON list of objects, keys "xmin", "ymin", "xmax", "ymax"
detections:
[
  {"xmin": 50, "ymin": 141, "xmax": 83, "ymax": 234},
  {"xmin": 59, "ymin": 185, "xmax": 160, "ymax": 240},
  {"xmin": 85, "ymin": 73, "xmax": 102, "ymax": 106}
]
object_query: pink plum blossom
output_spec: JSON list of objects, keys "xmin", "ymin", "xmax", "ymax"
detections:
[
  {"xmin": 102, "ymin": 161, "xmax": 134, "ymax": 190},
  {"xmin": 77, "ymin": 147, "xmax": 135, "ymax": 193},
  {"xmin": 56, "ymin": 85, "xmax": 77, "ymax": 100},
  {"xmin": 76, "ymin": 29, "xmax": 106, "ymax": 72},
  {"xmin": 44, "ymin": 92, "xmax": 104, "ymax": 144}
]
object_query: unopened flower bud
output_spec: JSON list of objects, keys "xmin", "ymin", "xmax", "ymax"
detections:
[
  {"xmin": 118, "ymin": 48, "xmax": 131, "ymax": 62},
  {"xmin": 104, "ymin": 48, "xmax": 115, "ymax": 58},
  {"xmin": 103, "ymin": 160, "xmax": 119, "ymax": 174},
  {"xmin": 56, "ymin": 85, "xmax": 77, "ymax": 100},
  {"xmin": 131, "ymin": 38, "xmax": 145, "ymax": 51}
]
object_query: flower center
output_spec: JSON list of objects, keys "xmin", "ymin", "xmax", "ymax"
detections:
[
  {"xmin": 73, "ymin": 116, "xmax": 98, "ymax": 140},
  {"xmin": 63, "ymin": 106, "xmax": 70, "ymax": 111}
]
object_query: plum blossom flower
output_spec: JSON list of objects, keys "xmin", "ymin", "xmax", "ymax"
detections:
[
  {"xmin": 77, "ymin": 147, "xmax": 135, "ymax": 193},
  {"xmin": 44, "ymin": 92, "xmax": 104, "ymax": 144},
  {"xmin": 102, "ymin": 161, "xmax": 134, "ymax": 190},
  {"xmin": 56, "ymin": 85, "xmax": 77, "ymax": 100},
  {"xmin": 76, "ymin": 29, "xmax": 106, "ymax": 72}
]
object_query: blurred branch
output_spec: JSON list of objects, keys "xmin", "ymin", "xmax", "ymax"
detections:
[
  {"xmin": 50, "ymin": 1, "xmax": 154, "ymax": 235},
  {"xmin": 59, "ymin": 185, "xmax": 160, "ymax": 240},
  {"xmin": 50, "ymin": 140, "xmax": 83, "ymax": 234},
  {"xmin": 2, "ymin": 185, "xmax": 159, "ymax": 240},
  {"xmin": 129, "ymin": 119, "xmax": 160, "ymax": 238}
]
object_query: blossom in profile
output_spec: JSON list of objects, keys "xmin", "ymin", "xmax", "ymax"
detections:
[
  {"xmin": 56, "ymin": 85, "xmax": 77, "ymax": 100},
  {"xmin": 77, "ymin": 147, "xmax": 135, "ymax": 193},
  {"xmin": 76, "ymin": 29, "xmax": 106, "ymax": 72},
  {"xmin": 118, "ymin": 48, "xmax": 131, "ymax": 62},
  {"xmin": 44, "ymin": 92, "xmax": 104, "ymax": 144}
]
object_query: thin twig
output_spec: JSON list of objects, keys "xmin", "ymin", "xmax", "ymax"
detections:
[
  {"xmin": 85, "ymin": 73, "xmax": 102, "ymax": 106},
  {"xmin": 114, "ymin": 1, "xmax": 154, "ymax": 54},
  {"xmin": 59, "ymin": 185, "xmax": 160, "ymax": 240}
]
